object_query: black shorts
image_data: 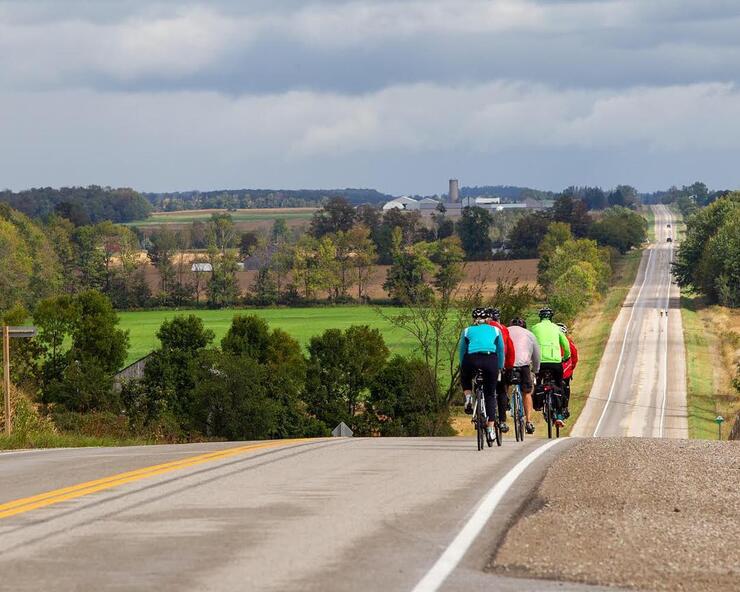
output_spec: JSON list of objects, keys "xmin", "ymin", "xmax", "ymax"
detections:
[{"xmin": 508, "ymin": 366, "xmax": 533, "ymax": 391}]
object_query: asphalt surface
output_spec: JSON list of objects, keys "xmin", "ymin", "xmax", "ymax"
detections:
[
  {"xmin": 0, "ymin": 437, "xmax": 631, "ymax": 592},
  {"xmin": 573, "ymin": 204, "xmax": 689, "ymax": 438}
]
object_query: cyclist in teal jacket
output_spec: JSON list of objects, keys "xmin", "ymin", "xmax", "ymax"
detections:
[{"xmin": 459, "ymin": 308, "xmax": 506, "ymax": 436}]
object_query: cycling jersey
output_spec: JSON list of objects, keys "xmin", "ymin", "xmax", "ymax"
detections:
[
  {"xmin": 531, "ymin": 319, "xmax": 571, "ymax": 364},
  {"xmin": 562, "ymin": 337, "xmax": 578, "ymax": 379},
  {"xmin": 508, "ymin": 325, "xmax": 541, "ymax": 373},
  {"xmin": 486, "ymin": 320, "xmax": 515, "ymax": 368},
  {"xmin": 458, "ymin": 324, "xmax": 505, "ymax": 370}
]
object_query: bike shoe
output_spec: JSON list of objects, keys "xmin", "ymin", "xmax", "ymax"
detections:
[
  {"xmin": 554, "ymin": 417, "xmax": 565, "ymax": 429},
  {"xmin": 499, "ymin": 422, "xmax": 510, "ymax": 433},
  {"xmin": 525, "ymin": 422, "xmax": 535, "ymax": 434},
  {"xmin": 563, "ymin": 408, "xmax": 571, "ymax": 419},
  {"xmin": 464, "ymin": 394, "xmax": 473, "ymax": 415}
]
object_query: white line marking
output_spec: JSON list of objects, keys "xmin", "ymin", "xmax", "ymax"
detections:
[
  {"xmin": 410, "ymin": 439, "xmax": 567, "ymax": 592},
  {"xmin": 659, "ymin": 207, "xmax": 673, "ymax": 437},
  {"xmin": 592, "ymin": 241, "xmax": 656, "ymax": 437}
]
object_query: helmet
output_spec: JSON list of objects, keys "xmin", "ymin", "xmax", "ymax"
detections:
[
  {"xmin": 487, "ymin": 307, "xmax": 501, "ymax": 322},
  {"xmin": 510, "ymin": 317, "xmax": 527, "ymax": 329},
  {"xmin": 557, "ymin": 323, "xmax": 568, "ymax": 334},
  {"xmin": 472, "ymin": 308, "xmax": 487, "ymax": 320},
  {"xmin": 539, "ymin": 307, "xmax": 554, "ymax": 320}
]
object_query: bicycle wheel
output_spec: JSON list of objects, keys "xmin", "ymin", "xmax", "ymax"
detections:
[
  {"xmin": 475, "ymin": 391, "xmax": 485, "ymax": 451},
  {"xmin": 515, "ymin": 387, "xmax": 524, "ymax": 442},
  {"xmin": 518, "ymin": 390, "xmax": 526, "ymax": 441},
  {"xmin": 512, "ymin": 388, "xmax": 520, "ymax": 442},
  {"xmin": 545, "ymin": 394, "xmax": 553, "ymax": 439}
]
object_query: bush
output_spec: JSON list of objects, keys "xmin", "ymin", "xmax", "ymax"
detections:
[{"xmin": 366, "ymin": 356, "xmax": 454, "ymax": 436}]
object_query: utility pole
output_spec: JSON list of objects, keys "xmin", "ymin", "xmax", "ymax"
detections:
[{"xmin": 3, "ymin": 325, "xmax": 10, "ymax": 435}]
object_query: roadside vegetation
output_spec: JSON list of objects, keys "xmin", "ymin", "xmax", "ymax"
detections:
[{"xmin": 1, "ymin": 182, "xmax": 727, "ymax": 447}]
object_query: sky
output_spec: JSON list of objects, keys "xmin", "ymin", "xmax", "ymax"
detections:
[{"xmin": 1, "ymin": 0, "xmax": 740, "ymax": 196}]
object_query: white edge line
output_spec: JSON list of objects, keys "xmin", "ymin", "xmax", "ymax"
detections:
[
  {"xmin": 410, "ymin": 438, "xmax": 567, "ymax": 592},
  {"xmin": 659, "ymin": 207, "xmax": 673, "ymax": 437},
  {"xmin": 592, "ymin": 239, "xmax": 656, "ymax": 436}
]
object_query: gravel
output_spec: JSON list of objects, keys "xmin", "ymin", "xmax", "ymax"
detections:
[{"xmin": 492, "ymin": 438, "xmax": 740, "ymax": 591}]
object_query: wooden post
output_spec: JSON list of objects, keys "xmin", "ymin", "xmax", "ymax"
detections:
[{"xmin": 3, "ymin": 325, "xmax": 10, "ymax": 435}]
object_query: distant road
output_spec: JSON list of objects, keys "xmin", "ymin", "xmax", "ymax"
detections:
[
  {"xmin": 573, "ymin": 205, "xmax": 688, "ymax": 438},
  {"xmin": 0, "ymin": 438, "xmax": 631, "ymax": 592}
]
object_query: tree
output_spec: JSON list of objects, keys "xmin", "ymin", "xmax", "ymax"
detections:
[
  {"xmin": 192, "ymin": 351, "xmax": 279, "ymax": 440},
  {"xmin": 366, "ymin": 356, "xmax": 453, "ymax": 436},
  {"xmin": 310, "ymin": 196, "xmax": 356, "ymax": 237},
  {"xmin": 208, "ymin": 213, "xmax": 237, "ymax": 255},
  {"xmin": 549, "ymin": 262, "xmax": 599, "ymax": 323},
  {"xmin": 292, "ymin": 235, "xmax": 338, "ymax": 300},
  {"xmin": 536, "ymin": 222, "xmax": 573, "ymax": 285},
  {"xmin": 608, "ymin": 185, "xmax": 639, "ymax": 209},
  {"xmin": 589, "ymin": 207, "xmax": 647, "ymax": 254},
  {"xmin": 305, "ymin": 326, "xmax": 389, "ymax": 429},
  {"xmin": 507, "ymin": 211, "xmax": 552, "ymax": 259},
  {"xmin": 251, "ymin": 267, "xmax": 278, "ymax": 305},
  {"xmin": 551, "ymin": 195, "xmax": 592, "ymax": 238},
  {"xmin": 456, "ymin": 206, "xmax": 494, "ymax": 260},
  {"xmin": 540, "ymin": 238, "xmax": 612, "ymax": 294},
  {"xmin": 43, "ymin": 291, "xmax": 129, "ymax": 412},
  {"xmin": 239, "ymin": 231, "xmax": 260, "ymax": 260},
  {"xmin": 146, "ymin": 227, "xmax": 179, "ymax": 296},
  {"xmin": 137, "ymin": 315, "xmax": 215, "ymax": 432},
  {"xmin": 383, "ymin": 229, "xmax": 434, "ymax": 304},
  {"xmin": 674, "ymin": 193, "xmax": 740, "ymax": 305}
]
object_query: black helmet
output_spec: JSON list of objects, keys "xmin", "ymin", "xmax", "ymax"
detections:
[
  {"xmin": 539, "ymin": 307, "xmax": 554, "ymax": 320},
  {"xmin": 472, "ymin": 308, "xmax": 487, "ymax": 320},
  {"xmin": 557, "ymin": 323, "xmax": 568, "ymax": 334},
  {"xmin": 510, "ymin": 317, "xmax": 527, "ymax": 328},
  {"xmin": 486, "ymin": 307, "xmax": 501, "ymax": 322}
]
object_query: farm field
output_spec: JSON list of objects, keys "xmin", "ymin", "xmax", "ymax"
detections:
[
  {"xmin": 128, "ymin": 207, "xmax": 317, "ymax": 227},
  {"xmin": 118, "ymin": 306, "xmax": 421, "ymax": 365}
]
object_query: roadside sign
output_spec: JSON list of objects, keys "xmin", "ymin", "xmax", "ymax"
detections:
[
  {"xmin": 7, "ymin": 326, "xmax": 37, "ymax": 338},
  {"xmin": 332, "ymin": 422, "xmax": 354, "ymax": 437},
  {"xmin": 2, "ymin": 325, "xmax": 37, "ymax": 435}
]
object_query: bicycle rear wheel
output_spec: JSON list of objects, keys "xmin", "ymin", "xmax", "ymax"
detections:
[
  {"xmin": 512, "ymin": 391, "xmax": 520, "ymax": 442},
  {"xmin": 475, "ymin": 391, "xmax": 485, "ymax": 451},
  {"xmin": 545, "ymin": 394, "xmax": 553, "ymax": 439}
]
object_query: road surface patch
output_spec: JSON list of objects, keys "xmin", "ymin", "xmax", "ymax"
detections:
[
  {"xmin": 0, "ymin": 438, "xmax": 317, "ymax": 520},
  {"xmin": 493, "ymin": 438, "xmax": 740, "ymax": 591},
  {"xmin": 410, "ymin": 438, "xmax": 568, "ymax": 592}
]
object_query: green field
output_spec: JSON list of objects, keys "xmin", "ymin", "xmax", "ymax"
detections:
[
  {"xmin": 118, "ymin": 306, "xmax": 419, "ymax": 365},
  {"xmin": 128, "ymin": 210, "xmax": 314, "ymax": 226}
]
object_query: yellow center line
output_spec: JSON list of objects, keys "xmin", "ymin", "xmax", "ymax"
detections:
[{"xmin": 0, "ymin": 438, "xmax": 318, "ymax": 520}]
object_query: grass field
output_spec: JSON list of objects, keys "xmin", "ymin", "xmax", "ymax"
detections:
[
  {"xmin": 128, "ymin": 208, "xmax": 315, "ymax": 227},
  {"xmin": 681, "ymin": 297, "xmax": 740, "ymax": 439},
  {"xmin": 118, "ymin": 306, "xmax": 419, "ymax": 365}
]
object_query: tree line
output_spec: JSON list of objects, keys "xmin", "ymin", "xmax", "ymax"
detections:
[
  {"xmin": 0, "ymin": 186, "xmax": 152, "ymax": 224},
  {"xmin": 673, "ymin": 192, "xmax": 740, "ymax": 308}
]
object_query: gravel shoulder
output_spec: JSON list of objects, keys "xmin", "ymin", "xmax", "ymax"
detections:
[{"xmin": 492, "ymin": 438, "xmax": 740, "ymax": 592}]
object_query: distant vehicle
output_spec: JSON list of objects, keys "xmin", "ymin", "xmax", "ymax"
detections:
[
  {"xmin": 666, "ymin": 237, "xmax": 673, "ymax": 243},
  {"xmin": 667, "ymin": 223, "xmax": 671, "ymax": 227}
]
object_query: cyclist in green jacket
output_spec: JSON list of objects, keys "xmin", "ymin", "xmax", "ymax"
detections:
[{"xmin": 531, "ymin": 307, "xmax": 571, "ymax": 427}]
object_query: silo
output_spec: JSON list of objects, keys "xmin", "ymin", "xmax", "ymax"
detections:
[{"xmin": 449, "ymin": 179, "xmax": 459, "ymax": 203}]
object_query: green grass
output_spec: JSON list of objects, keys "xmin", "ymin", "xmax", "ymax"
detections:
[
  {"xmin": 642, "ymin": 207, "xmax": 656, "ymax": 242},
  {"xmin": 0, "ymin": 432, "xmax": 151, "ymax": 450},
  {"xmin": 118, "ymin": 306, "xmax": 418, "ymax": 365},
  {"xmin": 680, "ymin": 297, "xmax": 733, "ymax": 440},
  {"xmin": 127, "ymin": 210, "xmax": 314, "ymax": 226}
]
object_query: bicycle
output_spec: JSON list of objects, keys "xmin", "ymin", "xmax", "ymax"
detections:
[
  {"xmin": 508, "ymin": 367, "xmax": 526, "ymax": 442},
  {"xmin": 472, "ymin": 369, "xmax": 500, "ymax": 449},
  {"xmin": 536, "ymin": 369, "xmax": 562, "ymax": 439}
]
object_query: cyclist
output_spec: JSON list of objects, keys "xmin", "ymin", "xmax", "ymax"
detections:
[
  {"xmin": 485, "ymin": 307, "xmax": 515, "ymax": 433},
  {"xmin": 557, "ymin": 323, "xmax": 578, "ymax": 419},
  {"xmin": 460, "ymin": 308, "xmax": 505, "ymax": 440},
  {"xmin": 508, "ymin": 317, "xmax": 541, "ymax": 434},
  {"xmin": 531, "ymin": 307, "xmax": 571, "ymax": 428}
]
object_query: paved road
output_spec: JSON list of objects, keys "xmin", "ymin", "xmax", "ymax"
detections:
[
  {"xmin": 573, "ymin": 204, "xmax": 688, "ymax": 438},
  {"xmin": 0, "ymin": 437, "xmax": 628, "ymax": 592}
]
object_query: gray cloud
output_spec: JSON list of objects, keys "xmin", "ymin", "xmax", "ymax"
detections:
[{"xmin": 0, "ymin": 0, "xmax": 739, "ymax": 192}]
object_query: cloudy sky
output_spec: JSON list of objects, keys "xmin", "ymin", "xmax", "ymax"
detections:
[{"xmin": 2, "ymin": 0, "xmax": 740, "ymax": 195}]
